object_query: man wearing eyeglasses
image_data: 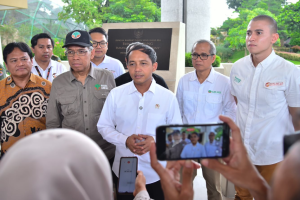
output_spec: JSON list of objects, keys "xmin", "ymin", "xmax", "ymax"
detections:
[
  {"xmin": 176, "ymin": 39, "xmax": 236, "ymax": 200},
  {"xmin": 46, "ymin": 30, "xmax": 116, "ymax": 162},
  {"xmin": 89, "ymin": 27, "xmax": 125, "ymax": 78}
]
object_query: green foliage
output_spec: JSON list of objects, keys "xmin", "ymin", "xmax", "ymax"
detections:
[
  {"xmin": 53, "ymin": 38, "xmax": 67, "ymax": 60},
  {"xmin": 185, "ymin": 52, "xmax": 221, "ymax": 67},
  {"xmin": 278, "ymin": 1, "xmax": 300, "ymax": 33},
  {"xmin": 226, "ymin": 0, "xmax": 286, "ymax": 15},
  {"xmin": 59, "ymin": 0, "xmax": 161, "ymax": 29},
  {"xmin": 212, "ymin": 55, "xmax": 221, "ymax": 67},
  {"xmin": 224, "ymin": 8, "xmax": 276, "ymax": 50},
  {"xmin": 216, "ymin": 45, "xmax": 234, "ymax": 61},
  {"xmin": 276, "ymin": 52, "xmax": 300, "ymax": 62},
  {"xmin": 185, "ymin": 52, "xmax": 192, "ymax": 67}
]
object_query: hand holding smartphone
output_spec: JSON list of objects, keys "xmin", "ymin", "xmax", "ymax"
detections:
[
  {"xmin": 156, "ymin": 123, "xmax": 230, "ymax": 160},
  {"xmin": 118, "ymin": 157, "xmax": 138, "ymax": 194}
]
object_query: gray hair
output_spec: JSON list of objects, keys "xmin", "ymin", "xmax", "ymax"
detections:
[{"xmin": 191, "ymin": 39, "xmax": 216, "ymax": 55}]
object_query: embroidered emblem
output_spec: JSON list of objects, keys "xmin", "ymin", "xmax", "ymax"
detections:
[
  {"xmin": 155, "ymin": 104, "xmax": 160, "ymax": 109},
  {"xmin": 71, "ymin": 31, "xmax": 81, "ymax": 39},
  {"xmin": 234, "ymin": 76, "xmax": 241, "ymax": 83},
  {"xmin": 0, "ymin": 71, "xmax": 3, "ymax": 76},
  {"xmin": 265, "ymin": 82, "xmax": 283, "ymax": 87},
  {"xmin": 41, "ymin": 81, "xmax": 46, "ymax": 86},
  {"xmin": 208, "ymin": 90, "xmax": 221, "ymax": 94},
  {"xmin": 95, "ymin": 84, "xmax": 101, "ymax": 90}
]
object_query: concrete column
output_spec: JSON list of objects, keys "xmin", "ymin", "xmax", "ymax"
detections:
[
  {"xmin": 161, "ymin": 0, "xmax": 183, "ymax": 22},
  {"xmin": 185, "ymin": 0, "xmax": 211, "ymax": 52},
  {"xmin": 161, "ymin": 0, "xmax": 211, "ymax": 52}
]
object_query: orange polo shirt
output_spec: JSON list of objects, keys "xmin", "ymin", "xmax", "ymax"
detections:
[{"xmin": 0, "ymin": 74, "xmax": 51, "ymax": 156}]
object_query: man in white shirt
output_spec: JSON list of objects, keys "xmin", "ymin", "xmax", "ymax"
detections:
[
  {"xmin": 230, "ymin": 15, "xmax": 300, "ymax": 200},
  {"xmin": 89, "ymin": 27, "xmax": 125, "ymax": 78},
  {"xmin": 204, "ymin": 132, "xmax": 219, "ymax": 157},
  {"xmin": 181, "ymin": 132, "xmax": 206, "ymax": 158},
  {"xmin": 31, "ymin": 33, "xmax": 66, "ymax": 82},
  {"xmin": 97, "ymin": 43, "xmax": 182, "ymax": 200},
  {"xmin": 176, "ymin": 39, "xmax": 236, "ymax": 200}
]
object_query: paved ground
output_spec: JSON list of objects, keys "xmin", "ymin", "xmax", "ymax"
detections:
[{"xmin": 193, "ymin": 168, "xmax": 234, "ymax": 200}]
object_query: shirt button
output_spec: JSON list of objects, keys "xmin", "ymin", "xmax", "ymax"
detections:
[
  {"xmin": 85, "ymin": 114, "xmax": 87, "ymax": 117},
  {"xmin": 86, "ymin": 128, "xmax": 88, "ymax": 130},
  {"xmin": 84, "ymin": 101, "xmax": 87, "ymax": 103},
  {"xmin": 83, "ymin": 87, "xmax": 86, "ymax": 89}
]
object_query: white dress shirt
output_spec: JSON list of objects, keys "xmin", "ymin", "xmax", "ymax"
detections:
[
  {"xmin": 97, "ymin": 79, "xmax": 182, "ymax": 184},
  {"xmin": 204, "ymin": 140, "xmax": 219, "ymax": 157},
  {"xmin": 180, "ymin": 143, "xmax": 206, "ymax": 158},
  {"xmin": 31, "ymin": 57, "xmax": 67, "ymax": 82},
  {"xmin": 230, "ymin": 50, "xmax": 300, "ymax": 165},
  {"xmin": 176, "ymin": 67, "xmax": 236, "ymax": 124},
  {"xmin": 91, "ymin": 55, "xmax": 125, "ymax": 78}
]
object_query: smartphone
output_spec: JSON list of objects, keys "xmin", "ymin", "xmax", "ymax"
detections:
[
  {"xmin": 156, "ymin": 123, "xmax": 230, "ymax": 160},
  {"xmin": 283, "ymin": 131, "xmax": 300, "ymax": 155},
  {"xmin": 118, "ymin": 157, "xmax": 138, "ymax": 194}
]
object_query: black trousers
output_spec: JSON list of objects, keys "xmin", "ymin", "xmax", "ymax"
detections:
[{"xmin": 113, "ymin": 172, "xmax": 164, "ymax": 200}]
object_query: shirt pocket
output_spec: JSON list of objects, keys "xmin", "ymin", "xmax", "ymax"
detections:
[
  {"xmin": 182, "ymin": 91, "xmax": 195, "ymax": 117},
  {"xmin": 257, "ymin": 81, "xmax": 284, "ymax": 117},
  {"xmin": 146, "ymin": 113, "xmax": 165, "ymax": 135},
  {"xmin": 92, "ymin": 89, "xmax": 110, "ymax": 116},
  {"xmin": 204, "ymin": 94, "xmax": 222, "ymax": 117},
  {"xmin": 59, "ymin": 96, "xmax": 78, "ymax": 117}
]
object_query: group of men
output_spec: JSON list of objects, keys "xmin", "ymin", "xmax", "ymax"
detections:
[{"xmin": 0, "ymin": 14, "xmax": 300, "ymax": 200}]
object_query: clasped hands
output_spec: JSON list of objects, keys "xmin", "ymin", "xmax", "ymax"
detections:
[{"xmin": 126, "ymin": 134, "xmax": 154, "ymax": 155}]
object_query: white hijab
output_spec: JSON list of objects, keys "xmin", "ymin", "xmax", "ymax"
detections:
[{"xmin": 0, "ymin": 129, "xmax": 113, "ymax": 200}]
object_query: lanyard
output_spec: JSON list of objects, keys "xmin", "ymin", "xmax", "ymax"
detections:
[{"xmin": 35, "ymin": 66, "xmax": 51, "ymax": 80}]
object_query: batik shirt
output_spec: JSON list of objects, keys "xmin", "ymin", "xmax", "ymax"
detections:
[{"xmin": 0, "ymin": 74, "xmax": 51, "ymax": 156}]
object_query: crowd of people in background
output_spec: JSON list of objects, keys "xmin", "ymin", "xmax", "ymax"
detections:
[{"xmin": 0, "ymin": 14, "xmax": 300, "ymax": 200}]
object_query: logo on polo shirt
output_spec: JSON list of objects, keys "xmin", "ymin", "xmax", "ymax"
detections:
[
  {"xmin": 234, "ymin": 76, "xmax": 241, "ymax": 83},
  {"xmin": 265, "ymin": 82, "xmax": 283, "ymax": 87},
  {"xmin": 208, "ymin": 90, "xmax": 221, "ymax": 94},
  {"xmin": 95, "ymin": 84, "xmax": 108, "ymax": 90},
  {"xmin": 72, "ymin": 31, "xmax": 81, "ymax": 39}
]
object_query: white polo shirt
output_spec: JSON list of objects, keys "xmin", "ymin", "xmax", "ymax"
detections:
[
  {"xmin": 176, "ymin": 67, "xmax": 236, "ymax": 124},
  {"xmin": 91, "ymin": 55, "xmax": 125, "ymax": 78},
  {"xmin": 230, "ymin": 50, "xmax": 300, "ymax": 165},
  {"xmin": 97, "ymin": 79, "xmax": 182, "ymax": 184},
  {"xmin": 31, "ymin": 57, "xmax": 67, "ymax": 82}
]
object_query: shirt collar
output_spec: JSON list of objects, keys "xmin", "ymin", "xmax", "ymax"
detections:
[
  {"xmin": 189, "ymin": 67, "xmax": 215, "ymax": 83},
  {"xmin": 249, "ymin": 50, "xmax": 276, "ymax": 69},
  {"xmin": 69, "ymin": 64, "xmax": 94, "ymax": 82},
  {"xmin": 102, "ymin": 55, "xmax": 109, "ymax": 64},
  {"xmin": 33, "ymin": 57, "xmax": 52, "ymax": 70},
  {"xmin": 6, "ymin": 73, "xmax": 36, "ymax": 85},
  {"xmin": 128, "ymin": 78, "xmax": 156, "ymax": 95}
]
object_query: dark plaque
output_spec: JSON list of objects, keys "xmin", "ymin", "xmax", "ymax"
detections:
[{"xmin": 107, "ymin": 28, "xmax": 172, "ymax": 71}]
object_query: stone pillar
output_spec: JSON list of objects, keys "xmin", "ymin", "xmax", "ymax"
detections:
[
  {"xmin": 161, "ymin": 0, "xmax": 183, "ymax": 22},
  {"xmin": 185, "ymin": 0, "xmax": 211, "ymax": 52},
  {"xmin": 161, "ymin": 0, "xmax": 211, "ymax": 52}
]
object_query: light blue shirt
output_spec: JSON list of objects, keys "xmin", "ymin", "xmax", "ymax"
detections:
[
  {"xmin": 204, "ymin": 140, "xmax": 219, "ymax": 157},
  {"xmin": 91, "ymin": 55, "xmax": 125, "ymax": 78},
  {"xmin": 180, "ymin": 143, "xmax": 206, "ymax": 158}
]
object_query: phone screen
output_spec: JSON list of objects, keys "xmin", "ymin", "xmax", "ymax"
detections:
[
  {"xmin": 156, "ymin": 123, "xmax": 230, "ymax": 160},
  {"xmin": 118, "ymin": 157, "xmax": 138, "ymax": 194}
]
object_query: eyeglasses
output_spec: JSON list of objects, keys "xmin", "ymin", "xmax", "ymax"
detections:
[
  {"xmin": 192, "ymin": 53, "xmax": 214, "ymax": 60},
  {"xmin": 92, "ymin": 41, "xmax": 107, "ymax": 48},
  {"xmin": 65, "ymin": 50, "xmax": 88, "ymax": 57}
]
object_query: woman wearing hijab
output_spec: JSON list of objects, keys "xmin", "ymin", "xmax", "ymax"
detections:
[{"xmin": 0, "ymin": 129, "xmax": 114, "ymax": 200}]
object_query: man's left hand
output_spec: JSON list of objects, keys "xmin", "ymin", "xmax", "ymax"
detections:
[{"xmin": 135, "ymin": 134, "xmax": 154, "ymax": 155}]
